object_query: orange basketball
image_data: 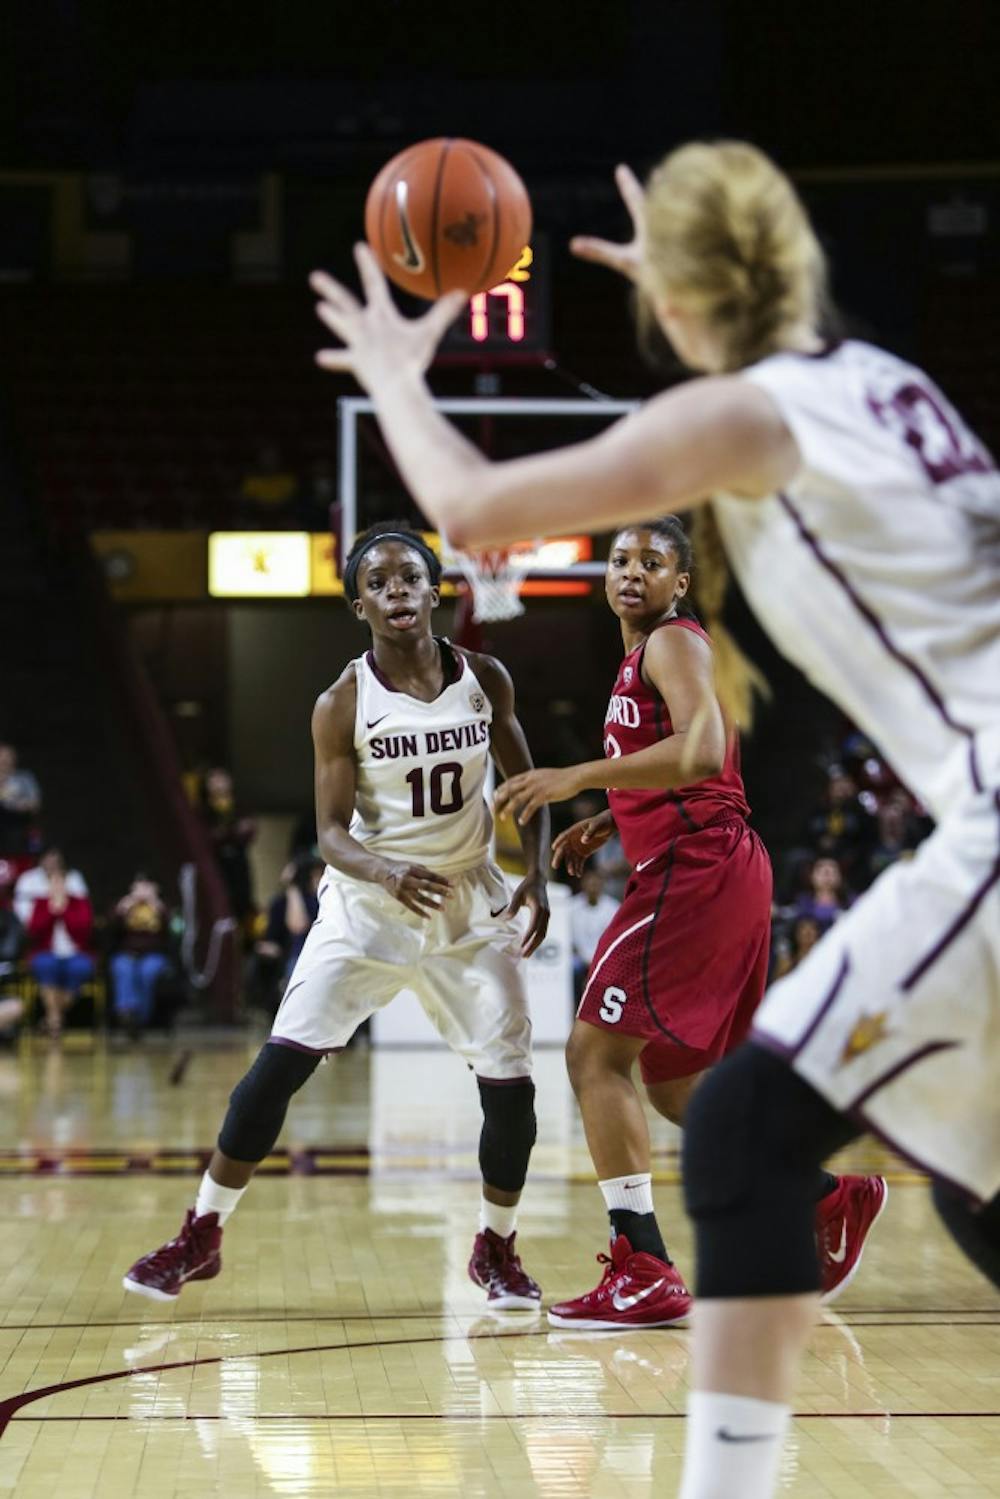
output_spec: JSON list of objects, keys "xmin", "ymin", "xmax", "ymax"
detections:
[{"xmin": 364, "ymin": 138, "xmax": 532, "ymax": 301}]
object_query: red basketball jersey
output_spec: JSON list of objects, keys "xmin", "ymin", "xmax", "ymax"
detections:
[{"xmin": 604, "ymin": 617, "xmax": 751, "ymax": 866}]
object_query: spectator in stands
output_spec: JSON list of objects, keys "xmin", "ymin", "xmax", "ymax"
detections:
[
  {"xmin": 803, "ymin": 764, "xmax": 874, "ymax": 876},
  {"xmin": 199, "ymin": 768, "xmax": 256, "ymax": 924},
  {"xmin": 770, "ymin": 915, "xmax": 824, "ymax": 983},
  {"xmin": 570, "ymin": 868, "xmax": 620, "ymax": 1001},
  {"xmin": 26, "ymin": 858, "xmax": 95, "ymax": 1039},
  {"xmin": 865, "ymin": 790, "xmax": 922, "ymax": 886},
  {"xmin": 14, "ymin": 847, "xmax": 89, "ymax": 926},
  {"xmin": 109, "ymin": 874, "xmax": 172, "ymax": 1036},
  {"xmin": 793, "ymin": 856, "xmax": 851, "ymax": 926},
  {"xmin": 238, "ymin": 440, "xmax": 298, "ymax": 524},
  {"xmin": 0, "ymin": 905, "xmax": 26, "ymax": 1042},
  {"xmin": 250, "ymin": 855, "xmax": 323, "ymax": 1016},
  {"xmin": 0, "ymin": 742, "xmax": 42, "ymax": 856}
]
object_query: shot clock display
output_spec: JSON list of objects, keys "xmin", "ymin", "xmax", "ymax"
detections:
[{"xmin": 441, "ymin": 235, "xmax": 551, "ymax": 361}]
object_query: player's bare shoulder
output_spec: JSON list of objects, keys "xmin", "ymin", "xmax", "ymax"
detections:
[
  {"xmin": 453, "ymin": 646, "xmax": 515, "ymax": 710},
  {"xmin": 312, "ymin": 663, "xmax": 358, "ymax": 754}
]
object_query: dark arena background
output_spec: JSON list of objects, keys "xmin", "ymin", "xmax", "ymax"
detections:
[{"xmin": 1, "ymin": 4, "xmax": 998, "ymax": 1497}]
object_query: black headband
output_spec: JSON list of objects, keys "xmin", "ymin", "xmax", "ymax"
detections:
[{"xmin": 343, "ymin": 531, "xmax": 442, "ymax": 602}]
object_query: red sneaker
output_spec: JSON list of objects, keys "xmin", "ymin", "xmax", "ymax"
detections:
[
  {"xmin": 816, "ymin": 1174, "xmax": 888, "ymax": 1303},
  {"xmin": 122, "ymin": 1209, "xmax": 223, "ymax": 1302},
  {"xmin": 468, "ymin": 1229, "xmax": 541, "ymax": 1310},
  {"xmin": 547, "ymin": 1235, "xmax": 691, "ymax": 1330}
]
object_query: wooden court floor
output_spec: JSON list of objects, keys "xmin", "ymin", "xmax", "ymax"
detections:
[{"xmin": 1, "ymin": 1035, "xmax": 998, "ymax": 1497}]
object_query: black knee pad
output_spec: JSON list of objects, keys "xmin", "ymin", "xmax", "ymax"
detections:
[
  {"xmin": 933, "ymin": 1182, "xmax": 1000, "ymax": 1291},
  {"xmin": 683, "ymin": 1043, "xmax": 859, "ymax": 1297},
  {"xmin": 477, "ymin": 1076, "xmax": 537, "ymax": 1193},
  {"xmin": 218, "ymin": 1042, "xmax": 321, "ymax": 1162}
]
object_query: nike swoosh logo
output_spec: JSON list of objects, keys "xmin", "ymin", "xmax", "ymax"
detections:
[
  {"xmin": 366, "ymin": 714, "xmax": 390, "ymax": 729},
  {"xmin": 828, "ymin": 1221, "xmax": 848, "ymax": 1264},
  {"xmin": 393, "ymin": 180, "xmax": 425, "ymax": 272},
  {"xmin": 635, "ymin": 854, "xmax": 658, "ymax": 871},
  {"xmin": 611, "ymin": 1277, "xmax": 665, "ymax": 1312},
  {"xmin": 489, "ymin": 906, "xmax": 508, "ymax": 919},
  {"xmin": 716, "ymin": 1428, "xmax": 777, "ymax": 1444},
  {"xmin": 623, "ymin": 1182, "xmax": 644, "ymax": 1190}
]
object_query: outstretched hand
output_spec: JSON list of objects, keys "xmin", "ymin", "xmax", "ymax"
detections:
[
  {"xmin": 310, "ymin": 245, "xmax": 467, "ymax": 393},
  {"xmin": 494, "ymin": 766, "xmax": 584, "ymax": 827},
  {"xmin": 570, "ymin": 164, "xmax": 646, "ymax": 284}
]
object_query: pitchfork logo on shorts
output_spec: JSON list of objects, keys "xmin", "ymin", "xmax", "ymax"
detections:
[{"xmin": 470, "ymin": 692, "xmax": 486, "ymax": 713}]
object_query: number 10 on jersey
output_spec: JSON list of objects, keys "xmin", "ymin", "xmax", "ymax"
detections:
[{"xmin": 405, "ymin": 762, "xmax": 464, "ymax": 816}]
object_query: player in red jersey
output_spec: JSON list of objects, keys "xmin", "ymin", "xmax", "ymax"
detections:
[{"xmin": 495, "ymin": 518, "xmax": 884, "ymax": 1328}]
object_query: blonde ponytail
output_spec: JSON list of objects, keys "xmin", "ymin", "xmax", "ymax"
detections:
[
  {"xmin": 690, "ymin": 507, "xmax": 770, "ymax": 731},
  {"xmin": 637, "ymin": 140, "xmax": 819, "ymax": 729},
  {"xmin": 641, "ymin": 139, "xmax": 828, "ymax": 372}
]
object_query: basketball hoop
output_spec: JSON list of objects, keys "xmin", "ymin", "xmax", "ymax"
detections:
[{"xmin": 448, "ymin": 545, "xmax": 533, "ymax": 622}]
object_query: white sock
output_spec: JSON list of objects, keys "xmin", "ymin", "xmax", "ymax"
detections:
[
  {"xmin": 679, "ymin": 1391, "xmax": 791, "ymax": 1499},
  {"xmin": 480, "ymin": 1196, "xmax": 517, "ymax": 1239},
  {"xmin": 599, "ymin": 1171, "xmax": 655, "ymax": 1216},
  {"xmin": 194, "ymin": 1172, "xmax": 247, "ymax": 1226}
]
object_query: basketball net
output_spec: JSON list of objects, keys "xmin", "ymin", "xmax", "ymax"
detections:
[{"xmin": 445, "ymin": 542, "xmax": 535, "ymax": 623}]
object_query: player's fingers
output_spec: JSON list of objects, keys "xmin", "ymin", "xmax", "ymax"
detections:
[
  {"xmin": 309, "ymin": 269, "xmax": 360, "ymax": 310},
  {"xmin": 492, "ymin": 782, "xmax": 512, "ymax": 813},
  {"xmin": 353, "ymin": 242, "xmax": 392, "ymax": 306},
  {"xmin": 615, "ymin": 163, "xmax": 645, "ymax": 223},
  {"xmin": 315, "ymin": 302, "xmax": 355, "ymax": 340},
  {"xmin": 569, "ymin": 236, "xmax": 631, "ymax": 272},
  {"xmin": 550, "ymin": 844, "xmax": 566, "ymax": 871},
  {"xmin": 424, "ymin": 289, "xmax": 468, "ymax": 340},
  {"xmin": 521, "ymin": 905, "xmax": 550, "ymax": 957},
  {"xmin": 412, "ymin": 866, "xmax": 452, "ymax": 889},
  {"xmin": 315, "ymin": 350, "xmax": 356, "ymax": 372},
  {"xmin": 516, "ymin": 793, "xmax": 542, "ymax": 826}
]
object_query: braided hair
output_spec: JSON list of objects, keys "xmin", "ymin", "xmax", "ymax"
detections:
[{"xmin": 342, "ymin": 521, "xmax": 442, "ymax": 604}]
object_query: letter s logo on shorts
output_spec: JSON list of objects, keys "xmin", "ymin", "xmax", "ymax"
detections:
[{"xmin": 599, "ymin": 986, "xmax": 626, "ymax": 1025}]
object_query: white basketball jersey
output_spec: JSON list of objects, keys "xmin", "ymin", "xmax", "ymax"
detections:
[
  {"xmin": 713, "ymin": 340, "xmax": 1000, "ymax": 818},
  {"xmin": 349, "ymin": 643, "xmax": 495, "ymax": 872}
]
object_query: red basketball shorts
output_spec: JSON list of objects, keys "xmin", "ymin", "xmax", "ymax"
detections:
[{"xmin": 577, "ymin": 818, "xmax": 773, "ymax": 1084}]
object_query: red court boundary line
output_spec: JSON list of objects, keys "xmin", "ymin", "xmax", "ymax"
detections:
[
  {"xmin": 5, "ymin": 1323, "xmax": 1000, "ymax": 1440},
  {"xmin": 0, "ymin": 1328, "xmax": 549, "ymax": 1438}
]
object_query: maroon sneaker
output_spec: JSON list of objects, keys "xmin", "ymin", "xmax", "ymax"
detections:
[
  {"xmin": 547, "ymin": 1234, "xmax": 691, "ymax": 1330},
  {"xmin": 816, "ymin": 1174, "xmax": 888, "ymax": 1303},
  {"xmin": 123, "ymin": 1209, "xmax": 223, "ymax": 1302},
  {"xmin": 468, "ymin": 1229, "xmax": 542, "ymax": 1310}
]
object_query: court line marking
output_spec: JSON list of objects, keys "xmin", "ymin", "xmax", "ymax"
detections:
[
  {"xmin": 4, "ymin": 1319, "xmax": 1000, "ymax": 1441},
  {"xmin": 0, "ymin": 1328, "xmax": 551, "ymax": 1437},
  {"xmin": 3, "ymin": 1311, "xmax": 996, "ymax": 1333},
  {"xmin": 10, "ymin": 1411, "xmax": 1000, "ymax": 1423}
]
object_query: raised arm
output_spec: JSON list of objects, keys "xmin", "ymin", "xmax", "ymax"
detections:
[
  {"xmin": 313, "ymin": 669, "xmax": 453, "ymax": 918},
  {"xmin": 310, "ymin": 245, "xmax": 799, "ymax": 548}
]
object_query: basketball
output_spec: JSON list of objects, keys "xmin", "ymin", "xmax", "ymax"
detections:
[{"xmin": 364, "ymin": 137, "xmax": 532, "ymax": 301}]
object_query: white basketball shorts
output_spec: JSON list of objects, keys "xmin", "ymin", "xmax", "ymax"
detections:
[
  {"xmin": 271, "ymin": 861, "xmax": 532, "ymax": 1080},
  {"xmin": 753, "ymin": 788, "xmax": 1000, "ymax": 1202}
]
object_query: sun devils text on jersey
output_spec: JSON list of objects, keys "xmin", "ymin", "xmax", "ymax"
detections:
[{"xmin": 351, "ymin": 642, "xmax": 495, "ymax": 872}]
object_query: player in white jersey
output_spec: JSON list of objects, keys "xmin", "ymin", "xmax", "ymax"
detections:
[
  {"xmin": 123, "ymin": 522, "xmax": 551, "ymax": 1313},
  {"xmin": 311, "ymin": 138, "xmax": 1000, "ymax": 1498}
]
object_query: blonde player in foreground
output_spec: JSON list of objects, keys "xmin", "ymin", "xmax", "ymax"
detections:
[{"xmin": 310, "ymin": 139, "xmax": 1000, "ymax": 1499}]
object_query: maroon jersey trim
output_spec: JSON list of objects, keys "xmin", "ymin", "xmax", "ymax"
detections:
[{"xmin": 365, "ymin": 638, "xmax": 465, "ymax": 697}]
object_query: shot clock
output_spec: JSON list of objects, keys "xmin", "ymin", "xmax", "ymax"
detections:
[{"xmin": 440, "ymin": 235, "xmax": 551, "ymax": 362}]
